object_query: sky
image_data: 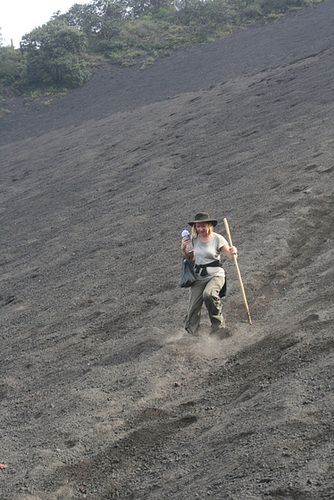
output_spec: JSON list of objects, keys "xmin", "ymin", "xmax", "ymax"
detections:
[{"xmin": 1, "ymin": 1, "xmax": 88, "ymax": 48}]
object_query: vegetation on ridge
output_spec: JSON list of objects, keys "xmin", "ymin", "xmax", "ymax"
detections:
[{"xmin": 0, "ymin": 0, "xmax": 326, "ymax": 97}]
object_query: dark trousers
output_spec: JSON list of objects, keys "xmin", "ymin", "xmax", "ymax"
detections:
[{"xmin": 184, "ymin": 276, "xmax": 225, "ymax": 335}]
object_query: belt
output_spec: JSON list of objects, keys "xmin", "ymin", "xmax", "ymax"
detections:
[{"xmin": 194, "ymin": 260, "xmax": 222, "ymax": 277}]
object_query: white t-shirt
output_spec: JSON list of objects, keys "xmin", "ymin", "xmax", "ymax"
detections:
[{"xmin": 191, "ymin": 232, "xmax": 228, "ymax": 281}]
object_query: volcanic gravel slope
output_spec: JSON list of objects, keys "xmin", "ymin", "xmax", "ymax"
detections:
[{"xmin": 1, "ymin": 2, "xmax": 334, "ymax": 499}]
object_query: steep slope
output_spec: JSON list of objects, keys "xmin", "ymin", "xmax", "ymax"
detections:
[{"xmin": 1, "ymin": 2, "xmax": 333, "ymax": 499}]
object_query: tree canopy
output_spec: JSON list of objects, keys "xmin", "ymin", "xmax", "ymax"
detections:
[
  {"xmin": 0, "ymin": 0, "xmax": 326, "ymax": 95},
  {"xmin": 20, "ymin": 20, "xmax": 89, "ymax": 87}
]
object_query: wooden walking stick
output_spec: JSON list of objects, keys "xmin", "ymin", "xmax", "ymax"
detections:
[{"xmin": 224, "ymin": 218, "xmax": 252, "ymax": 325}]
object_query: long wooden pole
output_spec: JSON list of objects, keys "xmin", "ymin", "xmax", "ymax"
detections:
[{"xmin": 224, "ymin": 217, "xmax": 252, "ymax": 325}]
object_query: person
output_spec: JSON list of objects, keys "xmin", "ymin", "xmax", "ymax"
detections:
[{"xmin": 181, "ymin": 212, "xmax": 238, "ymax": 336}]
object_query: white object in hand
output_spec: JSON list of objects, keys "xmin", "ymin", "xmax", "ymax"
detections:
[{"xmin": 182, "ymin": 228, "xmax": 193, "ymax": 252}]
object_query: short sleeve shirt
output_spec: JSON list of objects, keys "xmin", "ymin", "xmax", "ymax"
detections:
[{"xmin": 192, "ymin": 232, "xmax": 228, "ymax": 280}]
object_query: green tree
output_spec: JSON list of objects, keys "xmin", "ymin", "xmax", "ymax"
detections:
[
  {"xmin": 129, "ymin": 0, "xmax": 174, "ymax": 17},
  {"xmin": 21, "ymin": 20, "xmax": 89, "ymax": 88},
  {"xmin": 0, "ymin": 46, "xmax": 25, "ymax": 94},
  {"xmin": 60, "ymin": 0, "xmax": 126, "ymax": 52}
]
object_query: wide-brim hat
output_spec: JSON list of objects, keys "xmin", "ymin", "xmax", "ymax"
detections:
[{"xmin": 188, "ymin": 212, "xmax": 218, "ymax": 227}]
